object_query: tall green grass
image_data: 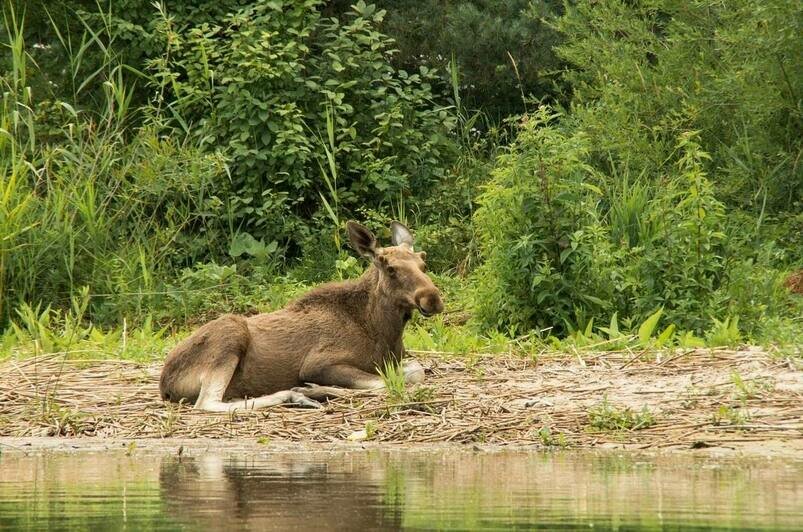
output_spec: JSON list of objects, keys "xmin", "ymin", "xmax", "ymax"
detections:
[{"xmin": 0, "ymin": 4, "xmax": 230, "ymax": 327}]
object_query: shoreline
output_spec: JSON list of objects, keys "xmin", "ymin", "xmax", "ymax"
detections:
[{"xmin": 2, "ymin": 435, "xmax": 803, "ymax": 460}]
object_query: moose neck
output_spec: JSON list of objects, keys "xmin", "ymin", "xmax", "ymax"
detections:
[{"xmin": 359, "ymin": 266, "xmax": 408, "ymax": 353}]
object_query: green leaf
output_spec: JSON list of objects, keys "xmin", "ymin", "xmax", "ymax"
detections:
[
  {"xmin": 655, "ymin": 324, "xmax": 676, "ymax": 347},
  {"xmin": 638, "ymin": 308, "xmax": 663, "ymax": 345},
  {"xmin": 583, "ymin": 317, "xmax": 594, "ymax": 338},
  {"xmin": 601, "ymin": 312, "xmax": 620, "ymax": 339},
  {"xmin": 229, "ymin": 232, "xmax": 271, "ymax": 260}
]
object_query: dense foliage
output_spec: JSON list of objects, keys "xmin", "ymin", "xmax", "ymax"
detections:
[
  {"xmin": 154, "ymin": 1, "xmax": 457, "ymax": 250},
  {"xmin": 474, "ymin": 0, "xmax": 801, "ymax": 338},
  {"xmin": 1, "ymin": 1, "xmax": 800, "ymax": 343},
  {"xmin": 556, "ymin": 0, "xmax": 801, "ymax": 212},
  {"xmin": 325, "ymin": 0, "xmax": 566, "ymax": 120}
]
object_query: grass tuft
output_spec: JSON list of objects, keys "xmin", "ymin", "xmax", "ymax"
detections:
[{"xmin": 587, "ymin": 397, "xmax": 656, "ymax": 432}]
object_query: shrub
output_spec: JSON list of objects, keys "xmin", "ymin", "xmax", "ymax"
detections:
[
  {"xmin": 627, "ymin": 132, "xmax": 728, "ymax": 331},
  {"xmin": 473, "ymin": 107, "xmax": 612, "ymax": 334},
  {"xmin": 472, "ymin": 0, "xmax": 801, "ymax": 338},
  {"xmin": 352, "ymin": 0, "xmax": 566, "ymax": 120},
  {"xmin": 555, "ymin": 0, "xmax": 801, "ymax": 214},
  {"xmin": 153, "ymin": 0, "xmax": 457, "ymax": 252},
  {"xmin": 0, "ymin": 3, "xmax": 235, "ymax": 326},
  {"xmin": 473, "ymin": 109, "xmax": 759, "ymax": 335}
]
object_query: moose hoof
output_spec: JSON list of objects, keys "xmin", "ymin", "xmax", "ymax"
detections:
[
  {"xmin": 288, "ymin": 392, "xmax": 322, "ymax": 409},
  {"xmin": 403, "ymin": 360, "xmax": 425, "ymax": 384}
]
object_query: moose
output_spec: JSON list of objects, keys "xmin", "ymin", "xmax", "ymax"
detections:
[{"xmin": 159, "ymin": 221, "xmax": 443, "ymax": 412}]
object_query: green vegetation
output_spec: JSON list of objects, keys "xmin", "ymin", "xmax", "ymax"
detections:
[
  {"xmin": 587, "ymin": 398, "xmax": 656, "ymax": 432},
  {"xmin": 536, "ymin": 425, "xmax": 569, "ymax": 448},
  {"xmin": 474, "ymin": 0, "xmax": 802, "ymax": 339},
  {"xmin": 1, "ymin": 1, "xmax": 801, "ymax": 358},
  {"xmin": 731, "ymin": 371, "xmax": 771, "ymax": 401},
  {"xmin": 378, "ymin": 360, "xmax": 435, "ymax": 411},
  {"xmin": 333, "ymin": 0, "xmax": 566, "ymax": 121},
  {"xmin": 378, "ymin": 360, "xmax": 407, "ymax": 403},
  {"xmin": 153, "ymin": 0, "xmax": 457, "ymax": 252},
  {"xmin": 712, "ymin": 404, "xmax": 750, "ymax": 428}
]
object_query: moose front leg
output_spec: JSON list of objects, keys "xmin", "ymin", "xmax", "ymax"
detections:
[
  {"xmin": 303, "ymin": 364, "xmax": 386, "ymax": 390},
  {"xmin": 297, "ymin": 360, "xmax": 426, "ymax": 398}
]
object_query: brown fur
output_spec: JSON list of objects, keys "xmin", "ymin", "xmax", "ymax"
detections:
[
  {"xmin": 784, "ymin": 270, "xmax": 803, "ymax": 295},
  {"xmin": 159, "ymin": 221, "xmax": 443, "ymax": 411}
]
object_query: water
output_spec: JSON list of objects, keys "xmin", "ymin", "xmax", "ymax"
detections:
[{"xmin": 0, "ymin": 448, "xmax": 801, "ymax": 530}]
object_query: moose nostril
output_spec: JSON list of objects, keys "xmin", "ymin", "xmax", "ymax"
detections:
[{"xmin": 415, "ymin": 290, "xmax": 444, "ymax": 315}]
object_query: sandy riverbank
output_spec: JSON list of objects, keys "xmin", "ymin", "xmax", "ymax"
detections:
[{"xmin": 1, "ymin": 348, "xmax": 801, "ymax": 456}]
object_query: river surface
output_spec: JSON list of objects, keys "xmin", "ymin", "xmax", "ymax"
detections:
[{"xmin": 0, "ymin": 447, "xmax": 801, "ymax": 530}]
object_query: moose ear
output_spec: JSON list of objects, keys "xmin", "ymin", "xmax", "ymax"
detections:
[
  {"xmin": 347, "ymin": 221, "xmax": 377, "ymax": 258},
  {"xmin": 390, "ymin": 221, "xmax": 414, "ymax": 249}
]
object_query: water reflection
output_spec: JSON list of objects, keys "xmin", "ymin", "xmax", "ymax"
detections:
[
  {"xmin": 0, "ymin": 448, "xmax": 801, "ymax": 530},
  {"xmin": 159, "ymin": 454, "xmax": 400, "ymax": 530}
]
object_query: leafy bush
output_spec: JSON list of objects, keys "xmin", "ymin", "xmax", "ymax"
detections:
[
  {"xmin": 472, "ymin": 0, "xmax": 802, "ymax": 338},
  {"xmin": 473, "ymin": 107, "xmax": 787, "ymax": 336},
  {"xmin": 627, "ymin": 133, "xmax": 728, "ymax": 331},
  {"xmin": 161, "ymin": 263, "xmax": 311, "ymax": 325},
  {"xmin": 0, "ymin": 2, "xmax": 239, "ymax": 325},
  {"xmin": 555, "ymin": 0, "xmax": 801, "ymax": 214},
  {"xmin": 473, "ymin": 108, "xmax": 612, "ymax": 334},
  {"xmin": 153, "ymin": 0, "xmax": 457, "ymax": 251},
  {"xmin": 339, "ymin": 0, "xmax": 566, "ymax": 120},
  {"xmin": 1, "ymin": 122, "xmax": 229, "ymax": 324}
]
